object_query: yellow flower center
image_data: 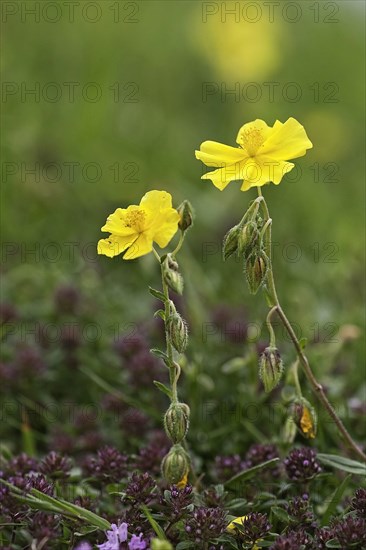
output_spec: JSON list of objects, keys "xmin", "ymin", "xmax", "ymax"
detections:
[
  {"xmin": 124, "ymin": 209, "xmax": 146, "ymax": 232},
  {"xmin": 240, "ymin": 127, "xmax": 265, "ymax": 156}
]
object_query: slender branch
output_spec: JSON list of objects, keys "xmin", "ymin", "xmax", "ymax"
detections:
[{"xmin": 256, "ymin": 188, "xmax": 366, "ymax": 462}]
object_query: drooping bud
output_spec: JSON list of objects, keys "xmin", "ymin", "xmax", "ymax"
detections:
[
  {"xmin": 259, "ymin": 346, "xmax": 284, "ymax": 393},
  {"xmin": 238, "ymin": 221, "xmax": 260, "ymax": 257},
  {"xmin": 291, "ymin": 398, "xmax": 317, "ymax": 439},
  {"xmin": 245, "ymin": 251, "xmax": 269, "ymax": 294},
  {"xmin": 162, "ymin": 254, "xmax": 184, "ymax": 295},
  {"xmin": 177, "ymin": 200, "xmax": 194, "ymax": 232},
  {"xmin": 161, "ymin": 444, "xmax": 190, "ymax": 485},
  {"xmin": 223, "ymin": 224, "xmax": 240, "ymax": 260},
  {"xmin": 164, "ymin": 402, "xmax": 190, "ymax": 444},
  {"xmin": 166, "ymin": 309, "xmax": 188, "ymax": 353}
]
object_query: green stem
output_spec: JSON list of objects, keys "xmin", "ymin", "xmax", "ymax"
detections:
[
  {"xmin": 171, "ymin": 230, "xmax": 186, "ymax": 257},
  {"xmin": 292, "ymin": 359, "xmax": 303, "ymax": 398},
  {"xmin": 266, "ymin": 306, "xmax": 277, "ymax": 348},
  {"xmin": 256, "ymin": 188, "xmax": 366, "ymax": 462},
  {"xmin": 161, "ymin": 266, "xmax": 179, "ymax": 403}
]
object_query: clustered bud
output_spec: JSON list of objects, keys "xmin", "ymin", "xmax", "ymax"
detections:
[
  {"xmin": 166, "ymin": 307, "xmax": 188, "ymax": 354},
  {"xmin": 259, "ymin": 346, "xmax": 284, "ymax": 393},
  {"xmin": 161, "ymin": 444, "xmax": 190, "ymax": 485},
  {"xmin": 177, "ymin": 200, "xmax": 194, "ymax": 232},
  {"xmin": 164, "ymin": 402, "xmax": 190, "ymax": 444},
  {"xmin": 245, "ymin": 251, "xmax": 269, "ymax": 294},
  {"xmin": 238, "ymin": 220, "xmax": 260, "ymax": 257},
  {"xmin": 223, "ymin": 225, "xmax": 240, "ymax": 260},
  {"xmin": 163, "ymin": 254, "xmax": 184, "ymax": 295}
]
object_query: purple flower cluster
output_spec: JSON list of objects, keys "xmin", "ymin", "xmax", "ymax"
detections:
[
  {"xmin": 83, "ymin": 446, "xmax": 128, "ymax": 483},
  {"xmin": 284, "ymin": 447, "xmax": 322, "ymax": 482},
  {"xmin": 185, "ymin": 506, "xmax": 227, "ymax": 547}
]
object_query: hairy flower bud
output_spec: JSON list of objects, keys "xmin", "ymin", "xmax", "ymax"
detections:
[
  {"xmin": 161, "ymin": 444, "xmax": 190, "ymax": 485},
  {"xmin": 259, "ymin": 346, "xmax": 284, "ymax": 393},
  {"xmin": 245, "ymin": 251, "xmax": 269, "ymax": 294},
  {"xmin": 291, "ymin": 398, "xmax": 317, "ymax": 439},
  {"xmin": 238, "ymin": 221, "xmax": 260, "ymax": 257},
  {"xmin": 166, "ymin": 310, "xmax": 188, "ymax": 353},
  {"xmin": 162, "ymin": 254, "xmax": 184, "ymax": 295},
  {"xmin": 164, "ymin": 402, "xmax": 190, "ymax": 444},
  {"xmin": 177, "ymin": 200, "xmax": 194, "ymax": 232},
  {"xmin": 223, "ymin": 225, "xmax": 240, "ymax": 260}
]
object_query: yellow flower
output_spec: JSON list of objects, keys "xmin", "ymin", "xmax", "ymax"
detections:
[
  {"xmin": 227, "ymin": 515, "xmax": 248, "ymax": 532},
  {"xmin": 98, "ymin": 190, "xmax": 180, "ymax": 260},
  {"xmin": 195, "ymin": 117, "xmax": 313, "ymax": 191},
  {"xmin": 300, "ymin": 406, "xmax": 316, "ymax": 439},
  {"xmin": 176, "ymin": 472, "xmax": 188, "ymax": 489},
  {"xmin": 227, "ymin": 516, "xmax": 261, "ymax": 549}
]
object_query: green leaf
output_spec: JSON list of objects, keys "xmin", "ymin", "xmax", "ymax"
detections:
[
  {"xmin": 30, "ymin": 489, "xmax": 110, "ymax": 530},
  {"xmin": 153, "ymin": 381, "xmax": 172, "ymax": 399},
  {"xmin": 149, "ymin": 287, "xmax": 166, "ymax": 302},
  {"xmin": 225, "ymin": 458, "xmax": 280, "ymax": 487},
  {"xmin": 140, "ymin": 505, "xmax": 167, "ymax": 540},
  {"xmin": 154, "ymin": 309, "xmax": 165, "ymax": 320},
  {"xmin": 317, "ymin": 454, "xmax": 366, "ymax": 475},
  {"xmin": 271, "ymin": 506, "xmax": 289, "ymax": 523},
  {"xmin": 150, "ymin": 348, "xmax": 169, "ymax": 363},
  {"xmin": 325, "ymin": 539, "xmax": 341, "ymax": 548},
  {"xmin": 176, "ymin": 542, "xmax": 194, "ymax": 550},
  {"xmin": 321, "ymin": 474, "xmax": 351, "ymax": 526}
]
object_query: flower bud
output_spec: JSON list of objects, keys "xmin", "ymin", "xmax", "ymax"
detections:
[
  {"xmin": 222, "ymin": 225, "xmax": 240, "ymax": 260},
  {"xmin": 245, "ymin": 251, "xmax": 269, "ymax": 294},
  {"xmin": 151, "ymin": 540, "xmax": 173, "ymax": 550},
  {"xmin": 161, "ymin": 444, "xmax": 190, "ymax": 485},
  {"xmin": 163, "ymin": 254, "xmax": 184, "ymax": 295},
  {"xmin": 164, "ymin": 402, "xmax": 190, "ymax": 443},
  {"xmin": 291, "ymin": 398, "xmax": 317, "ymax": 439},
  {"xmin": 177, "ymin": 200, "xmax": 194, "ymax": 232},
  {"xmin": 259, "ymin": 346, "xmax": 284, "ymax": 393},
  {"xmin": 166, "ymin": 311, "xmax": 188, "ymax": 353},
  {"xmin": 238, "ymin": 221, "xmax": 260, "ymax": 257}
]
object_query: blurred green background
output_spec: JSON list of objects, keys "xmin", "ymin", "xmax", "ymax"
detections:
[{"xmin": 1, "ymin": 1, "xmax": 365, "ymax": 400}]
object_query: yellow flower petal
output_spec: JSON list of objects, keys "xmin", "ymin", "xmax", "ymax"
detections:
[
  {"xmin": 195, "ymin": 141, "xmax": 247, "ymax": 167},
  {"xmin": 122, "ymin": 232, "xmax": 153, "ymax": 260},
  {"xmin": 152, "ymin": 209, "xmax": 180, "ymax": 248},
  {"xmin": 227, "ymin": 515, "xmax": 248, "ymax": 531},
  {"xmin": 261, "ymin": 117, "xmax": 313, "ymax": 160},
  {"xmin": 97, "ymin": 234, "xmax": 137, "ymax": 258},
  {"xmin": 140, "ymin": 190, "xmax": 173, "ymax": 211}
]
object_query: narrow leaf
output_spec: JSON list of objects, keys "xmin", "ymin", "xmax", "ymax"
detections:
[
  {"xmin": 140, "ymin": 505, "xmax": 167, "ymax": 540},
  {"xmin": 149, "ymin": 287, "xmax": 166, "ymax": 302},
  {"xmin": 225, "ymin": 458, "xmax": 280, "ymax": 487},
  {"xmin": 317, "ymin": 454, "xmax": 366, "ymax": 475},
  {"xmin": 321, "ymin": 474, "xmax": 351, "ymax": 526},
  {"xmin": 153, "ymin": 381, "xmax": 172, "ymax": 399}
]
